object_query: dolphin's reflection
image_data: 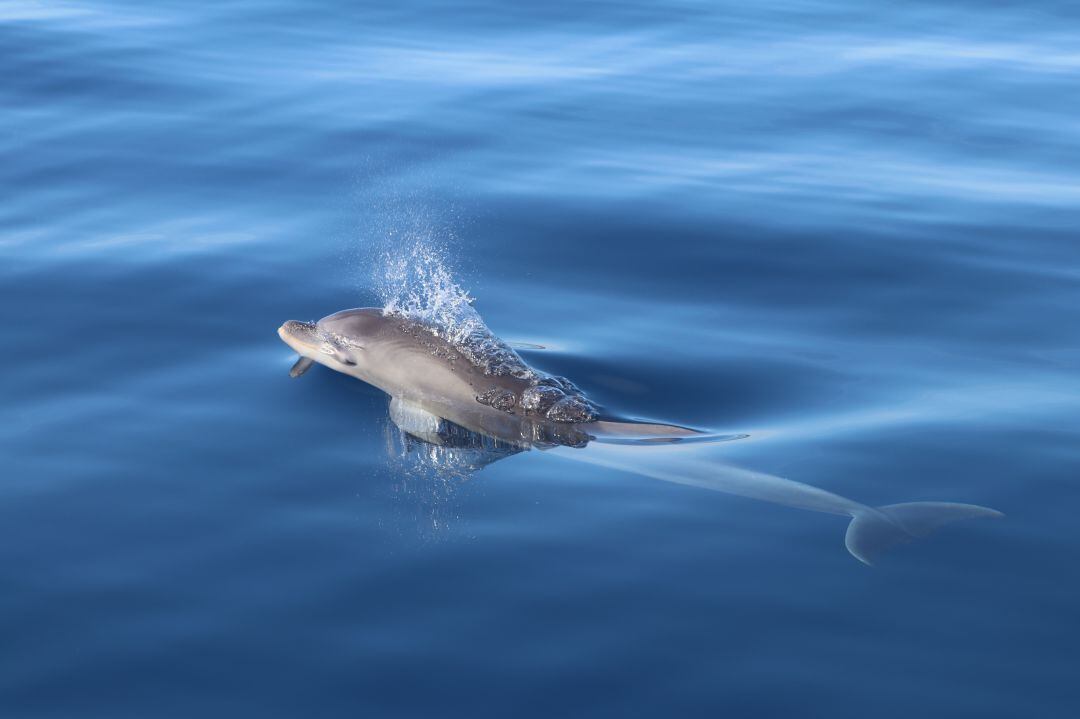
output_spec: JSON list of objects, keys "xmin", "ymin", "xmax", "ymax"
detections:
[
  {"xmin": 384, "ymin": 397, "xmax": 1002, "ymax": 565},
  {"xmin": 380, "ymin": 398, "xmax": 526, "ymax": 541}
]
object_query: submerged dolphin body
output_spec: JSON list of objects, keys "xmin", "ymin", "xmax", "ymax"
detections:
[
  {"xmin": 548, "ymin": 440, "xmax": 1002, "ymax": 565},
  {"xmin": 279, "ymin": 307, "xmax": 1002, "ymax": 565}
]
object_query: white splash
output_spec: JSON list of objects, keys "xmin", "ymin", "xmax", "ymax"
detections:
[
  {"xmin": 377, "ymin": 239, "xmax": 535, "ymax": 379},
  {"xmin": 379, "ymin": 239, "xmax": 480, "ymax": 341}
]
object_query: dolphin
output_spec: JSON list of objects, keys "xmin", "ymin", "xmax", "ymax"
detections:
[
  {"xmin": 279, "ymin": 307, "xmax": 1003, "ymax": 565},
  {"xmin": 278, "ymin": 308, "xmax": 698, "ymax": 447}
]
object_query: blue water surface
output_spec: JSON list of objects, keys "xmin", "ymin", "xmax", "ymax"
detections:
[{"xmin": 2, "ymin": 1, "xmax": 1079, "ymax": 717}]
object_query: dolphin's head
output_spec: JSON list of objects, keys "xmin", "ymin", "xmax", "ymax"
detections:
[{"xmin": 278, "ymin": 307, "xmax": 390, "ymax": 375}]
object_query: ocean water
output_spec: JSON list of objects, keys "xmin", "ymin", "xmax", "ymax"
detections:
[{"xmin": 2, "ymin": 0, "xmax": 1079, "ymax": 716}]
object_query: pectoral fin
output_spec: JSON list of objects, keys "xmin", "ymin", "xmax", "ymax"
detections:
[{"xmin": 289, "ymin": 356, "xmax": 315, "ymax": 378}]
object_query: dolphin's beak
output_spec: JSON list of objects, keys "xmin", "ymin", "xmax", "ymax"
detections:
[{"xmin": 278, "ymin": 320, "xmax": 321, "ymax": 356}]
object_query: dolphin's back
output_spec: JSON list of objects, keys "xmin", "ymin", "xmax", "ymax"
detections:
[{"xmin": 317, "ymin": 307, "xmax": 389, "ymax": 344}]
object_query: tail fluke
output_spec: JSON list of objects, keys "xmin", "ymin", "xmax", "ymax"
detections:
[{"xmin": 844, "ymin": 502, "xmax": 1004, "ymax": 566}]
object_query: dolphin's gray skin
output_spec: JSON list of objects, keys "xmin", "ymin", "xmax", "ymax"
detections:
[
  {"xmin": 279, "ymin": 307, "xmax": 1003, "ymax": 565},
  {"xmin": 279, "ymin": 308, "xmax": 697, "ymax": 447}
]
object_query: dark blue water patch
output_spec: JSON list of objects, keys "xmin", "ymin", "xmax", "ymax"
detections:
[
  {"xmin": 519, "ymin": 347, "xmax": 855, "ymax": 429},
  {"xmin": 0, "ymin": 22, "xmax": 202, "ymax": 107},
  {"xmin": 3, "ymin": 0, "xmax": 1080, "ymax": 717},
  {"xmin": 471, "ymin": 197, "xmax": 1080, "ymax": 358}
]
